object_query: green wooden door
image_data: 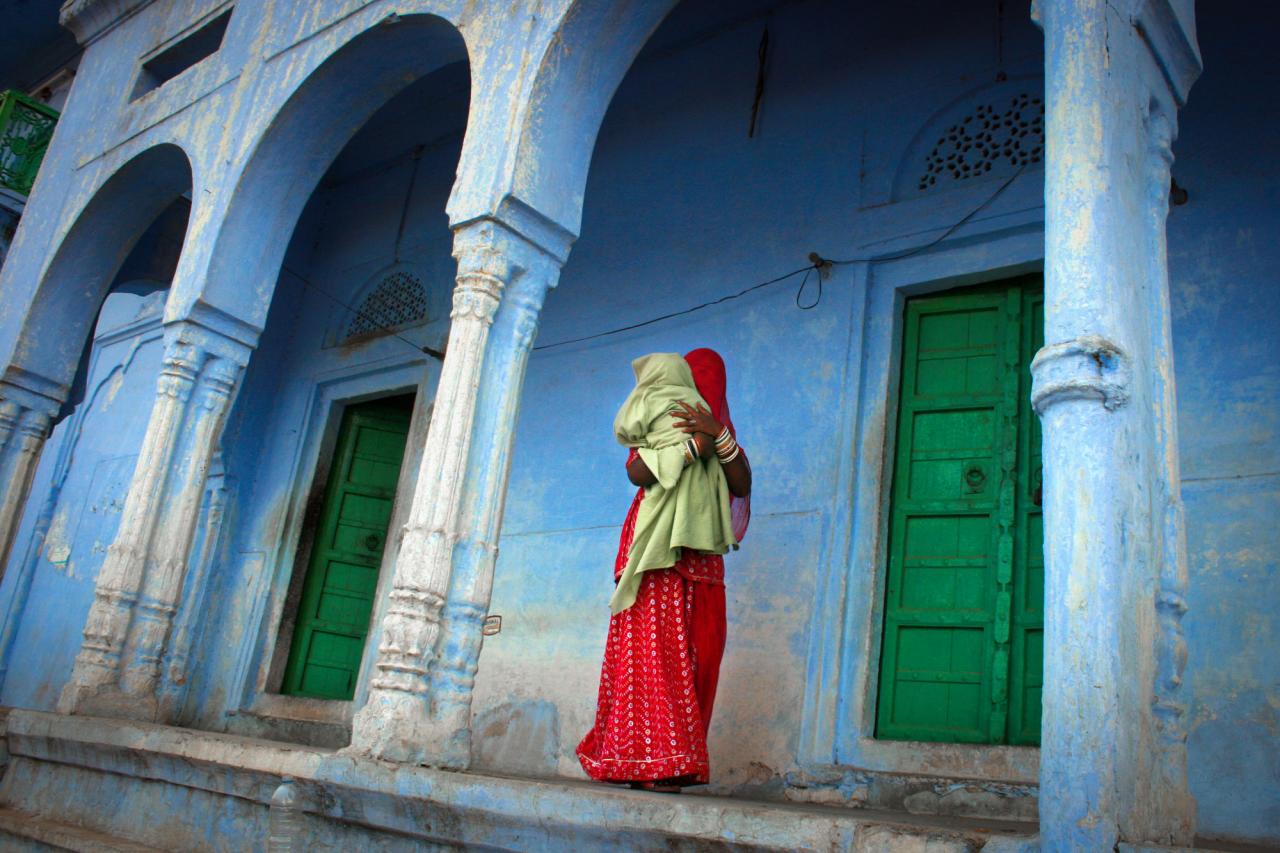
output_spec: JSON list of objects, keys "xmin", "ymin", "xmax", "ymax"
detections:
[
  {"xmin": 875, "ymin": 276, "xmax": 1043, "ymax": 745},
  {"xmin": 282, "ymin": 397, "xmax": 413, "ymax": 700}
]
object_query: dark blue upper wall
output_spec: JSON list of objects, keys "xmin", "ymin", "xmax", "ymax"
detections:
[{"xmin": 0, "ymin": 1, "xmax": 79, "ymax": 92}]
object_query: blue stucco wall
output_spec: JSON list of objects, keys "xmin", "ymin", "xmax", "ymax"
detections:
[
  {"xmin": 479, "ymin": 0, "xmax": 1048, "ymax": 790},
  {"xmin": 0, "ymin": 292, "xmax": 163, "ymax": 708},
  {"xmin": 1168, "ymin": 8, "xmax": 1280, "ymax": 844},
  {"xmin": 0, "ymin": 0, "xmax": 1273, "ymax": 844}
]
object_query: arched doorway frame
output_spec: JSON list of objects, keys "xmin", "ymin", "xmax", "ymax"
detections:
[{"xmin": 0, "ymin": 142, "xmax": 196, "ymax": 583}]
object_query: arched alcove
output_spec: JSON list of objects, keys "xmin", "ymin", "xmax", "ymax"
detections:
[
  {"xmin": 476, "ymin": 0, "xmax": 1049, "ymax": 797},
  {"xmin": 194, "ymin": 15, "xmax": 469, "ymax": 332},
  {"xmin": 183, "ymin": 14, "xmax": 473, "ymax": 738},
  {"xmin": 8, "ymin": 143, "xmax": 193, "ymax": 397},
  {"xmin": 0, "ymin": 140, "xmax": 194, "ymax": 708}
]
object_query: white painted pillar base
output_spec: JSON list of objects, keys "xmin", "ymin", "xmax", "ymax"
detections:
[{"xmin": 349, "ymin": 216, "xmax": 564, "ymax": 767}]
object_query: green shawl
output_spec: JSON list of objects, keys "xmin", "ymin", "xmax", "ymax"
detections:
[{"xmin": 610, "ymin": 353, "xmax": 736, "ymax": 612}]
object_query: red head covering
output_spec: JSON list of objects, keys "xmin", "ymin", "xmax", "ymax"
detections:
[{"xmin": 684, "ymin": 348, "xmax": 750, "ymax": 542}]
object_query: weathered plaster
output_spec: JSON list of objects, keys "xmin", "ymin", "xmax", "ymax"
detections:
[{"xmin": 1, "ymin": 0, "xmax": 1276, "ymax": 848}]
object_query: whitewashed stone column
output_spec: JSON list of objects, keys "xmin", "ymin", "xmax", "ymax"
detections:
[
  {"xmin": 119, "ymin": 357, "xmax": 240, "ymax": 707},
  {"xmin": 156, "ymin": 455, "xmax": 227, "ymax": 722},
  {"xmin": 0, "ymin": 369, "xmax": 61, "ymax": 579},
  {"xmin": 1032, "ymin": 0, "xmax": 1199, "ymax": 848},
  {"xmin": 59, "ymin": 320, "xmax": 249, "ymax": 721},
  {"xmin": 350, "ymin": 217, "xmax": 564, "ymax": 765},
  {"xmin": 419, "ymin": 245, "xmax": 558, "ymax": 768}
]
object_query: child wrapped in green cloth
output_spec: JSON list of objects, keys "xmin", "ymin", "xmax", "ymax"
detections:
[{"xmin": 609, "ymin": 353, "xmax": 737, "ymax": 612}]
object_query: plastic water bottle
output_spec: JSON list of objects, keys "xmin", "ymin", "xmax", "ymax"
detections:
[{"xmin": 267, "ymin": 776, "xmax": 301, "ymax": 852}]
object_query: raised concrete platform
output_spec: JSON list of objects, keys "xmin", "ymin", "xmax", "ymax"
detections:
[
  {"xmin": 0, "ymin": 806, "xmax": 167, "ymax": 852},
  {"xmin": 0, "ymin": 709, "xmax": 1042, "ymax": 852}
]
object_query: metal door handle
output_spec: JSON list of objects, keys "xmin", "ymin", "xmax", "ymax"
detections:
[{"xmin": 963, "ymin": 463, "xmax": 987, "ymax": 492}]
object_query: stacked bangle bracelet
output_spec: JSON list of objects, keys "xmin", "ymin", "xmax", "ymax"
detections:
[
  {"xmin": 680, "ymin": 428, "xmax": 742, "ymax": 467},
  {"xmin": 681, "ymin": 436, "xmax": 700, "ymax": 465},
  {"xmin": 714, "ymin": 426, "xmax": 741, "ymax": 464}
]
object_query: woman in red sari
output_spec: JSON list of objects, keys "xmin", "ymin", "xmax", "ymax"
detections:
[{"xmin": 577, "ymin": 348, "xmax": 752, "ymax": 790}]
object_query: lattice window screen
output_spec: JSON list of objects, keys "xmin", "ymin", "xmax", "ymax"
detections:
[
  {"xmin": 918, "ymin": 93, "xmax": 1044, "ymax": 191},
  {"xmin": 345, "ymin": 271, "xmax": 429, "ymax": 340}
]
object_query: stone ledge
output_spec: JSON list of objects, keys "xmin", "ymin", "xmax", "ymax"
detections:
[
  {"xmin": 0, "ymin": 806, "xmax": 166, "ymax": 852},
  {"xmin": 3, "ymin": 709, "xmax": 1040, "ymax": 852}
]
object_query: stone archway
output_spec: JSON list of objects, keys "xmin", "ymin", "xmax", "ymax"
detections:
[
  {"xmin": 0, "ymin": 142, "xmax": 193, "ymax": 580},
  {"xmin": 57, "ymin": 13, "xmax": 477, "ymax": 727},
  {"xmin": 189, "ymin": 14, "xmax": 469, "ymax": 334}
]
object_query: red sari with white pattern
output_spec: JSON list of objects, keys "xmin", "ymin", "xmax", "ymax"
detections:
[{"xmin": 577, "ymin": 348, "xmax": 749, "ymax": 787}]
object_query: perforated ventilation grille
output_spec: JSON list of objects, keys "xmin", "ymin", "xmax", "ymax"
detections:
[
  {"xmin": 919, "ymin": 93, "xmax": 1044, "ymax": 191},
  {"xmin": 346, "ymin": 271, "xmax": 428, "ymax": 340}
]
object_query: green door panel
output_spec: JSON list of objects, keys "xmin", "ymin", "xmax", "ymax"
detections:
[
  {"xmin": 282, "ymin": 397, "xmax": 414, "ymax": 700},
  {"xmin": 876, "ymin": 277, "xmax": 1043, "ymax": 745}
]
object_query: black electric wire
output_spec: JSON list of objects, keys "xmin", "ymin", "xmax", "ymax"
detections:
[
  {"xmin": 533, "ymin": 165, "xmax": 1027, "ymax": 352},
  {"xmin": 282, "ymin": 164, "xmax": 1026, "ymax": 358}
]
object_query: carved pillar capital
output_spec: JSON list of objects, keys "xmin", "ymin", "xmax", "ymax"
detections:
[
  {"xmin": 451, "ymin": 224, "xmax": 513, "ymax": 325},
  {"xmin": 0, "ymin": 366, "xmax": 67, "ymax": 423},
  {"xmin": 195, "ymin": 355, "xmax": 241, "ymax": 410},
  {"xmin": 156, "ymin": 341, "xmax": 204, "ymax": 401}
]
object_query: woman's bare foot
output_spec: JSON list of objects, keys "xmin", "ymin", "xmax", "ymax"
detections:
[{"xmin": 628, "ymin": 781, "xmax": 683, "ymax": 793}]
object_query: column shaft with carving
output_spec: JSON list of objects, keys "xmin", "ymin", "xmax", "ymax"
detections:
[
  {"xmin": 156, "ymin": 457, "xmax": 227, "ymax": 722},
  {"xmin": 420, "ymin": 250, "xmax": 558, "ymax": 768},
  {"xmin": 1143, "ymin": 103, "xmax": 1195, "ymax": 830},
  {"xmin": 59, "ymin": 343, "xmax": 200, "ymax": 710},
  {"xmin": 0, "ymin": 370, "xmax": 62, "ymax": 580},
  {"xmin": 59, "ymin": 324, "xmax": 247, "ymax": 721},
  {"xmin": 119, "ymin": 357, "xmax": 240, "ymax": 709},
  {"xmin": 350, "ymin": 218, "xmax": 562, "ymax": 765},
  {"xmin": 1034, "ymin": 0, "xmax": 1198, "ymax": 848}
]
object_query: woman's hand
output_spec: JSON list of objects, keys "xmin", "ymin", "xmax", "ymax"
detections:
[{"xmin": 671, "ymin": 401, "xmax": 722, "ymax": 438}]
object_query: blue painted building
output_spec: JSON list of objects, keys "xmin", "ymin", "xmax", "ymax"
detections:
[{"xmin": 0, "ymin": 0, "xmax": 1275, "ymax": 850}]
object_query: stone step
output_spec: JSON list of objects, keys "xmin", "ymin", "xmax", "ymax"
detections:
[
  {"xmin": 0, "ymin": 807, "xmax": 167, "ymax": 853},
  {"xmin": 2, "ymin": 708, "xmax": 1044, "ymax": 852}
]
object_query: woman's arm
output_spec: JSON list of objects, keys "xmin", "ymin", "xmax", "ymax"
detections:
[
  {"xmin": 626, "ymin": 454, "xmax": 657, "ymax": 487},
  {"xmin": 625, "ymin": 433, "xmax": 714, "ymax": 487},
  {"xmin": 671, "ymin": 402, "xmax": 752, "ymax": 498},
  {"xmin": 721, "ymin": 451, "xmax": 752, "ymax": 498}
]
